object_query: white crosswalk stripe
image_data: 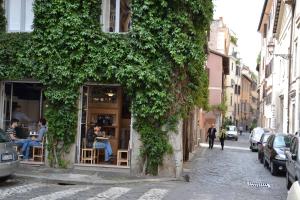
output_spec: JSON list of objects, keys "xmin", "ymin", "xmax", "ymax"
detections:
[
  {"xmin": 137, "ymin": 189, "xmax": 169, "ymax": 200},
  {"xmin": 0, "ymin": 183, "xmax": 45, "ymax": 199},
  {"xmin": 87, "ymin": 187, "xmax": 131, "ymax": 200},
  {"xmin": 0, "ymin": 183, "xmax": 170, "ymax": 200},
  {"xmin": 30, "ymin": 186, "xmax": 92, "ymax": 200}
]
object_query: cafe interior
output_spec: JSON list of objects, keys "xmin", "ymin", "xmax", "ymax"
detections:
[
  {"xmin": 1, "ymin": 82, "xmax": 131, "ymax": 166},
  {"xmin": 1, "ymin": 82, "xmax": 45, "ymax": 162},
  {"xmin": 78, "ymin": 85, "xmax": 131, "ymax": 166}
]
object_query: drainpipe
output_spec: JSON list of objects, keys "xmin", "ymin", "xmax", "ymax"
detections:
[{"xmin": 287, "ymin": 0, "xmax": 295, "ymax": 133}]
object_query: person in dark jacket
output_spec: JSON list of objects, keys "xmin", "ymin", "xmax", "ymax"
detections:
[
  {"xmin": 219, "ymin": 126, "xmax": 226, "ymax": 150},
  {"xmin": 207, "ymin": 124, "xmax": 217, "ymax": 149}
]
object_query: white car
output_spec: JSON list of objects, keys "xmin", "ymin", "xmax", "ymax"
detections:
[
  {"xmin": 287, "ymin": 181, "xmax": 300, "ymax": 200},
  {"xmin": 226, "ymin": 125, "xmax": 238, "ymax": 141}
]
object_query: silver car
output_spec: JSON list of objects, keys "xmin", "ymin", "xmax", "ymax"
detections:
[
  {"xmin": 249, "ymin": 127, "xmax": 265, "ymax": 152},
  {"xmin": 0, "ymin": 128, "xmax": 19, "ymax": 181}
]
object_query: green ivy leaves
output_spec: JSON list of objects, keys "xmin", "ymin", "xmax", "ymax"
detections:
[{"xmin": 0, "ymin": 0, "xmax": 213, "ymax": 174}]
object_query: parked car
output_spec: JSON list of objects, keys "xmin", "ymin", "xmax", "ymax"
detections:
[
  {"xmin": 225, "ymin": 125, "xmax": 238, "ymax": 141},
  {"xmin": 257, "ymin": 132, "xmax": 273, "ymax": 163},
  {"xmin": 264, "ymin": 133, "xmax": 291, "ymax": 175},
  {"xmin": 249, "ymin": 127, "xmax": 265, "ymax": 152},
  {"xmin": 0, "ymin": 128, "xmax": 19, "ymax": 182},
  {"xmin": 287, "ymin": 181, "xmax": 300, "ymax": 200},
  {"xmin": 286, "ymin": 134, "xmax": 300, "ymax": 189}
]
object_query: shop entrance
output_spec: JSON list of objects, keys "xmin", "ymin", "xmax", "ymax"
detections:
[{"xmin": 77, "ymin": 85, "xmax": 131, "ymax": 166}]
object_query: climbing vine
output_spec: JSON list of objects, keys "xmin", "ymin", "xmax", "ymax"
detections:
[{"xmin": 0, "ymin": 0, "xmax": 213, "ymax": 174}]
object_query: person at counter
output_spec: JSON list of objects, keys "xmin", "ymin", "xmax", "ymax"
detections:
[
  {"xmin": 23, "ymin": 118, "xmax": 47, "ymax": 160},
  {"xmin": 6, "ymin": 118, "xmax": 29, "ymax": 156},
  {"xmin": 86, "ymin": 123, "xmax": 112, "ymax": 162},
  {"xmin": 12, "ymin": 104, "xmax": 32, "ymax": 123}
]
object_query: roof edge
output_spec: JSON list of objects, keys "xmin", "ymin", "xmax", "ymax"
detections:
[{"xmin": 258, "ymin": 0, "xmax": 269, "ymax": 31}]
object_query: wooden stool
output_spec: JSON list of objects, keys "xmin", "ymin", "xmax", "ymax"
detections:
[
  {"xmin": 32, "ymin": 145, "xmax": 44, "ymax": 162},
  {"xmin": 81, "ymin": 148, "xmax": 96, "ymax": 164},
  {"xmin": 117, "ymin": 149, "xmax": 128, "ymax": 166},
  {"xmin": 32, "ymin": 138, "xmax": 45, "ymax": 162}
]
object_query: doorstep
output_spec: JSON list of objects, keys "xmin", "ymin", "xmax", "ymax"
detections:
[
  {"xmin": 74, "ymin": 163, "xmax": 130, "ymax": 174},
  {"xmin": 20, "ymin": 160, "xmax": 45, "ymax": 166}
]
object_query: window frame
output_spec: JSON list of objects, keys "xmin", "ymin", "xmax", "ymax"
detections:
[
  {"xmin": 101, "ymin": 0, "xmax": 131, "ymax": 33},
  {"xmin": 5, "ymin": 0, "xmax": 34, "ymax": 32}
]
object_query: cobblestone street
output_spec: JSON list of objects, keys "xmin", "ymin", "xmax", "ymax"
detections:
[
  {"xmin": 0, "ymin": 132, "xmax": 288, "ymax": 200},
  {"xmin": 166, "ymin": 132, "xmax": 288, "ymax": 200}
]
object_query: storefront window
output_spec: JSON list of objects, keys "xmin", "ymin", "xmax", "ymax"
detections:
[{"xmin": 2, "ymin": 82, "xmax": 44, "ymax": 137}]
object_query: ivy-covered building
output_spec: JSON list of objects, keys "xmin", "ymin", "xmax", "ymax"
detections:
[{"xmin": 0, "ymin": 0, "xmax": 213, "ymax": 177}]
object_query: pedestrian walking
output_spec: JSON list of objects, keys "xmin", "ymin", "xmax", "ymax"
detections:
[
  {"xmin": 207, "ymin": 124, "xmax": 217, "ymax": 149},
  {"xmin": 239, "ymin": 126, "xmax": 243, "ymax": 136},
  {"xmin": 219, "ymin": 126, "xmax": 226, "ymax": 150}
]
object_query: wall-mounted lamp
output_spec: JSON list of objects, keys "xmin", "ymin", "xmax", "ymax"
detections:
[{"xmin": 267, "ymin": 41, "xmax": 291, "ymax": 60}]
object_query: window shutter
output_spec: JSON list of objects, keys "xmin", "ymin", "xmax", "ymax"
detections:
[{"xmin": 263, "ymin": 24, "xmax": 267, "ymax": 38}]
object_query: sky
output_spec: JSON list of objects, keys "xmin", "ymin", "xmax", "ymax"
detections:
[{"xmin": 213, "ymin": 0, "xmax": 265, "ymax": 71}]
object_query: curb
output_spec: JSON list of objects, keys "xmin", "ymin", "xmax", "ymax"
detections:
[{"xmin": 15, "ymin": 173, "xmax": 182, "ymax": 185}]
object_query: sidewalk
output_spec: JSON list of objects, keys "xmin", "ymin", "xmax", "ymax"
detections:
[{"xmin": 14, "ymin": 163, "xmax": 180, "ymax": 185}]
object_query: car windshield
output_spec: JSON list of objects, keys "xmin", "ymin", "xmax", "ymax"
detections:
[
  {"xmin": 263, "ymin": 134, "xmax": 271, "ymax": 143},
  {"xmin": 0, "ymin": 129, "xmax": 11, "ymax": 143},
  {"xmin": 252, "ymin": 129, "xmax": 264, "ymax": 140},
  {"xmin": 274, "ymin": 135, "xmax": 290, "ymax": 148},
  {"xmin": 227, "ymin": 126, "xmax": 236, "ymax": 131}
]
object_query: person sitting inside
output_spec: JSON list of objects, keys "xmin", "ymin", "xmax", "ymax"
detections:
[
  {"xmin": 86, "ymin": 123, "xmax": 112, "ymax": 162},
  {"xmin": 12, "ymin": 104, "xmax": 31, "ymax": 123},
  {"xmin": 6, "ymin": 118, "xmax": 29, "ymax": 156},
  {"xmin": 23, "ymin": 118, "xmax": 47, "ymax": 160}
]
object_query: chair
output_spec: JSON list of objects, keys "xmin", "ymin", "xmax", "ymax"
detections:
[
  {"xmin": 81, "ymin": 138, "xmax": 96, "ymax": 164},
  {"xmin": 117, "ymin": 150, "xmax": 128, "ymax": 166},
  {"xmin": 32, "ymin": 137, "xmax": 45, "ymax": 162},
  {"xmin": 117, "ymin": 139, "xmax": 130, "ymax": 166}
]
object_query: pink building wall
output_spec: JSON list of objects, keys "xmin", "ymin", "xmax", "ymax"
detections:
[{"xmin": 207, "ymin": 52, "xmax": 223, "ymax": 106}]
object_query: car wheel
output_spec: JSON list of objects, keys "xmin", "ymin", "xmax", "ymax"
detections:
[
  {"xmin": 286, "ymin": 172, "xmax": 292, "ymax": 189},
  {"xmin": 270, "ymin": 161, "xmax": 278, "ymax": 175},
  {"xmin": 235, "ymin": 138, "xmax": 238, "ymax": 141},
  {"xmin": 0, "ymin": 175, "xmax": 12, "ymax": 182}
]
